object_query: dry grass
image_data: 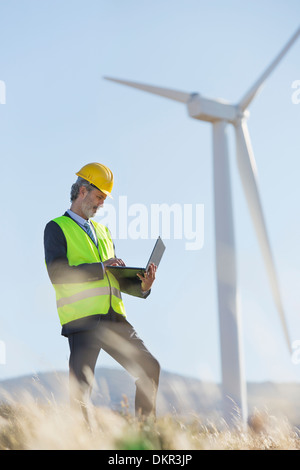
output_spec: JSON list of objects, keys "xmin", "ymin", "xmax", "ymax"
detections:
[{"xmin": 0, "ymin": 389, "xmax": 300, "ymax": 450}]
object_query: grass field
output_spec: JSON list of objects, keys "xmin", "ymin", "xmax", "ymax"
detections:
[{"xmin": 0, "ymin": 392, "xmax": 300, "ymax": 450}]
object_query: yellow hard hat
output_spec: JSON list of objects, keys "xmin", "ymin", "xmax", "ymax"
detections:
[{"xmin": 76, "ymin": 162, "xmax": 114, "ymax": 198}]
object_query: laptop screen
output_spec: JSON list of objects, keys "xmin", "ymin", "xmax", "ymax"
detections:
[{"xmin": 146, "ymin": 236, "xmax": 166, "ymax": 271}]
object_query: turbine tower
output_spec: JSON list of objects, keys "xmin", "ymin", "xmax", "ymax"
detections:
[{"xmin": 104, "ymin": 27, "xmax": 299, "ymax": 426}]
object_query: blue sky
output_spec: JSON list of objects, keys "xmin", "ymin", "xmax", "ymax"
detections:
[{"xmin": 0, "ymin": 0, "xmax": 299, "ymax": 387}]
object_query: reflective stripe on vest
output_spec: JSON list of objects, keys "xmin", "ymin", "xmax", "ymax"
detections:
[
  {"xmin": 50, "ymin": 216, "xmax": 126, "ymax": 325},
  {"xmin": 57, "ymin": 286, "xmax": 122, "ymax": 308}
]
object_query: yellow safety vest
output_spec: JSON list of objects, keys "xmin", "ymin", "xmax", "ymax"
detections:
[{"xmin": 50, "ymin": 216, "xmax": 126, "ymax": 326}]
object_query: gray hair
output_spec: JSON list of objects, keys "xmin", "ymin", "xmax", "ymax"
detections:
[{"xmin": 70, "ymin": 177, "xmax": 94, "ymax": 202}]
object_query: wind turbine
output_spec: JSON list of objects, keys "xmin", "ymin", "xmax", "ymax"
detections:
[{"xmin": 104, "ymin": 27, "xmax": 300, "ymax": 426}]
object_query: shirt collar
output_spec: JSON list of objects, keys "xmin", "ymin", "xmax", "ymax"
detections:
[{"xmin": 66, "ymin": 209, "xmax": 89, "ymax": 227}]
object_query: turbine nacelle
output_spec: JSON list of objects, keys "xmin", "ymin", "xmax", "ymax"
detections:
[{"xmin": 187, "ymin": 94, "xmax": 240, "ymax": 124}]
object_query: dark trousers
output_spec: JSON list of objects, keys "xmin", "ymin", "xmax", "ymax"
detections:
[{"xmin": 67, "ymin": 315, "xmax": 160, "ymax": 418}]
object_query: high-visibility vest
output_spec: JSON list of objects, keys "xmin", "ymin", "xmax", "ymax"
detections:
[{"xmin": 50, "ymin": 215, "xmax": 126, "ymax": 326}]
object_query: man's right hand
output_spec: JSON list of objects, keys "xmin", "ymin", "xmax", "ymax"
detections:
[{"xmin": 103, "ymin": 258, "xmax": 126, "ymax": 268}]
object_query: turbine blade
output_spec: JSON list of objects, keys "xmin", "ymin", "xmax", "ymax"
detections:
[
  {"xmin": 103, "ymin": 76, "xmax": 191, "ymax": 103},
  {"xmin": 235, "ymin": 118, "xmax": 291, "ymax": 353},
  {"xmin": 239, "ymin": 26, "xmax": 300, "ymax": 110}
]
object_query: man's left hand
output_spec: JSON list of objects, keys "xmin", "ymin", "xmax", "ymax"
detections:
[{"xmin": 137, "ymin": 263, "xmax": 157, "ymax": 292}]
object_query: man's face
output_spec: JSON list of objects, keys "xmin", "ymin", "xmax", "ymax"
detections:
[{"xmin": 80, "ymin": 187, "xmax": 107, "ymax": 219}]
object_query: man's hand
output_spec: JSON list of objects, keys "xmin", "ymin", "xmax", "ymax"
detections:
[
  {"xmin": 103, "ymin": 258, "xmax": 126, "ymax": 268},
  {"xmin": 137, "ymin": 263, "xmax": 157, "ymax": 292}
]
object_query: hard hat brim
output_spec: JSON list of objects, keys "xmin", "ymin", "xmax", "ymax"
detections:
[{"xmin": 90, "ymin": 183, "xmax": 113, "ymax": 199}]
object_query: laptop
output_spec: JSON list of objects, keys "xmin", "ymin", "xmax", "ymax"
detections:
[{"xmin": 106, "ymin": 236, "xmax": 166, "ymax": 281}]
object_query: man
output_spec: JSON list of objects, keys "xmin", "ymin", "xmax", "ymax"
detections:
[{"xmin": 44, "ymin": 162, "xmax": 160, "ymax": 419}]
